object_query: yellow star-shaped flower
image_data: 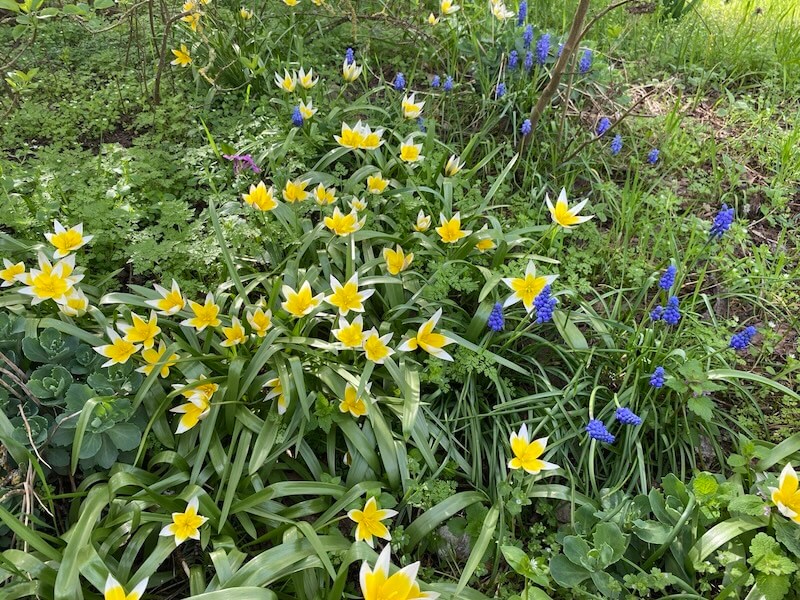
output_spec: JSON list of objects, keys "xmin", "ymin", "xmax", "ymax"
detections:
[
  {"xmin": 545, "ymin": 188, "xmax": 593, "ymax": 229},
  {"xmin": 398, "ymin": 308, "xmax": 455, "ymax": 361},
  {"xmin": 159, "ymin": 497, "xmax": 208, "ymax": 544},
  {"xmin": 508, "ymin": 424, "xmax": 559, "ymax": 475},
  {"xmin": 325, "ymin": 273, "xmax": 374, "ymax": 315},
  {"xmin": 281, "ymin": 281, "xmax": 324, "ymax": 318},
  {"xmin": 347, "ymin": 497, "xmax": 397, "ymax": 547},
  {"xmin": 502, "ymin": 261, "xmax": 557, "ymax": 313}
]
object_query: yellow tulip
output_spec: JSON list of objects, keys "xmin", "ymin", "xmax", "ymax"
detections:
[
  {"xmin": 502, "ymin": 261, "xmax": 557, "ymax": 313},
  {"xmin": 348, "ymin": 497, "xmax": 397, "ymax": 546},
  {"xmin": 545, "ymin": 188, "xmax": 593, "ymax": 228},
  {"xmin": 398, "ymin": 308, "xmax": 455, "ymax": 361},
  {"xmin": 508, "ymin": 424, "xmax": 559, "ymax": 474},
  {"xmin": 159, "ymin": 497, "xmax": 208, "ymax": 544}
]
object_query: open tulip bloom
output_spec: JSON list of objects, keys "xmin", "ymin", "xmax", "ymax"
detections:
[
  {"xmin": 398, "ymin": 308, "xmax": 455, "ymax": 361},
  {"xmin": 103, "ymin": 575, "xmax": 147, "ymax": 600},
  {"xmin": 45, "ymin": 220, "xmax": 93, "ymax": 258},
  {"xmin": 770, "ymin": 463, "xmax": 800, "ymax": 524},
  {"xmin": 508, "ymin": 424, "xmax": 559, "ymax": 475},
  {"xmin": 545, "ymin": 188, "xmax": 593, "ymax": 229},
  {"xmin": 160, "ymin": 496, "xmax": 208, "ymax": 545},
  {"xmin": 360, "ymin": 545, "xmax": 439, "ymax": 600},
  {"xmin": 503, "ymin": 261, "xmax": 558, "ymax": 313},
  {"xmin": 348, "ymin": 497, "xmax": 397, "ymax": 546}
]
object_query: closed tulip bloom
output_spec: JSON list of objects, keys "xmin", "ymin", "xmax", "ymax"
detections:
[
  {"xmin": 339, "ymin": 383, "xmax": 369, "ymax": 418},
  {"xmin": 246, "ymin": 307, "xmax": 272, "ymax": 336},
  {"xmin": 383, "ymin": 245, "xmax": 414, "ymax": 275},
  {"xmin": 413, "ymin": 210, "xmax": 431, "ymax": 232},
  {"xmin": 282, "ymin": 178, "xmax": 311, "ymax": 203},
  {"xmin": 444, "ymin": 155, "xmax": 465, "ymax": 176},
  {"xmin": 274, "ymin": 69, "xmax": 297, "ymax": 92}
]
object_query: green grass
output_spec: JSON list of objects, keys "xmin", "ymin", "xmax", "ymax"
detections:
[{"xmin": 1, "ymin": 0, "xmax": 800, "ymax": 598}]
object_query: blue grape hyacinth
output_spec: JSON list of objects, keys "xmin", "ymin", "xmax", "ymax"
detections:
[
  {"xmin": 521, "ymin": 118, "xmax": 532, "ymax": 135},
  {"xmin": 291, "ymin": 106, "xmax": 303, "ymax": 127},
  {"xmin": 710, "ymin": 204, "xmax": 735, "ymax": 239},
  {"xmin": 517, "ymin": 0, "xmax": 527, "ymax": 25},
  {"xmin": 649, "ymin": 366, "xmax": 666, "ymax": 388},
  {"xmin": 579, "ymin": 49, "xmax": 592, "ymax": 73},
  {"xmin": 730, "ymin": 326, "xmax": 757, "ymax": 351},
  {"xmin": 508, "ymin": 50, "xmax": 519, "ymax": 69},
  {"xmin": 393, "ymin": 72, "xmax": 406, "ymax": 91},
  {"xmin": 647, "ymin": 148, "xmax": 660, "ymax": 164},
  {"xmin": 443, "ymin": 75, "xmax": 454, "ymax": 92},
  {"xmin": 662, "ymin": 296, "xmax": 681, "ymax": 326},
  {"xmin": 487, "ymin": 303, "xmax": 505, "ymax": 332},
  {"xmin": 495, "ymin": 82, "xmax": 506, "ymax": 98},
  {"xmin": 659, "ymin": 265, "xmax": 677, "ymax": 291},
  {"xmin": 523, "ymin": 25, "xmax": 533, "ymax": 48},
  {"xmin": 524, "ymin": 51, "xmax": 533, "ymax": 71},
  {"xmin": 345, "ymin": 47, "xmax": 355, "ymax": 65},
  {"xmin": 610, "ymin": 133, "xmax": 623, "ymax": 155},
  {"xmin": 534, "ymin": 286, "xmax": 557, "ymax": 323},
  {"xmin": 650, "ymin": 305, "xmax": 664, "ymax": 321},
  {"xmin": 596, "ymin": 117, "xmax": 611, "ymax": 136},
  {"xmin": 431, "ymin": 75, "xmax": 441, "ymax": 88},
  {"xmin": 557, "ymin": 43, "xmax": 564, "ymax": 58},
  {"xmin": 536, "ymin": 33, "xmax": 550, "ymax": 64},
  {"xmin": 586, "ymin": 419, "xmax": 615, "ymax": 444},
  {"xmin": 615, "ymin": 407, "xmax": 642, "ymax": 426}
]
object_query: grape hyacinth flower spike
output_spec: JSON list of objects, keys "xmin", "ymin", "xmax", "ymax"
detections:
[
  {"xmin": 659, "ymin": 265, "xmax": 676, "ymax": 291},
  {"xmin": 578, "ymin": 49, "xmax": 592, "ymax": 73},
  {"xmin": 649, "ymin": 366, "xmax": 665, "ymax": 388},
  {"xmin": 730, "ymin": 326, "xmax": 757, "ymax": 351},
  {"xmin": 615, "ymin": 407, "xmax": 642, "ymax": 426},
  {"xmin": 586, "ymin": 419, "xmax": 615, "ymax": 444},
  {"xmin": 487, "ymin": 303, "xmax": 505, "ymax": 332},
  {"xmin": 710, "ymin": 204, "xmax": 735, "ymax": 239},
  {"xmin": 610, "ymin": 134, "xmax": 623, "ymax": 155}
]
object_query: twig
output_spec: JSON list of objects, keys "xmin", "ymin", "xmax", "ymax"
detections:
[
  {"xmin": 579, "ymin": 0, "xmax": 640, "ymax": 41},
  {"xmin": 520, "ymin": 0, "xmax": 591, "ymax": 150},
  {"xmin": 558, "ymin": 87, "xmax": 658, "ymax": 165},
  {"xmin": 152, "ymin": 10, "xmax": 192, "ymax": 104}
]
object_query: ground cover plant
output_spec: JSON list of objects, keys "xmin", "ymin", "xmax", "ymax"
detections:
[{"xmin": 1, "ymin": 0, "xmax": 800, "ymax": 598}]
